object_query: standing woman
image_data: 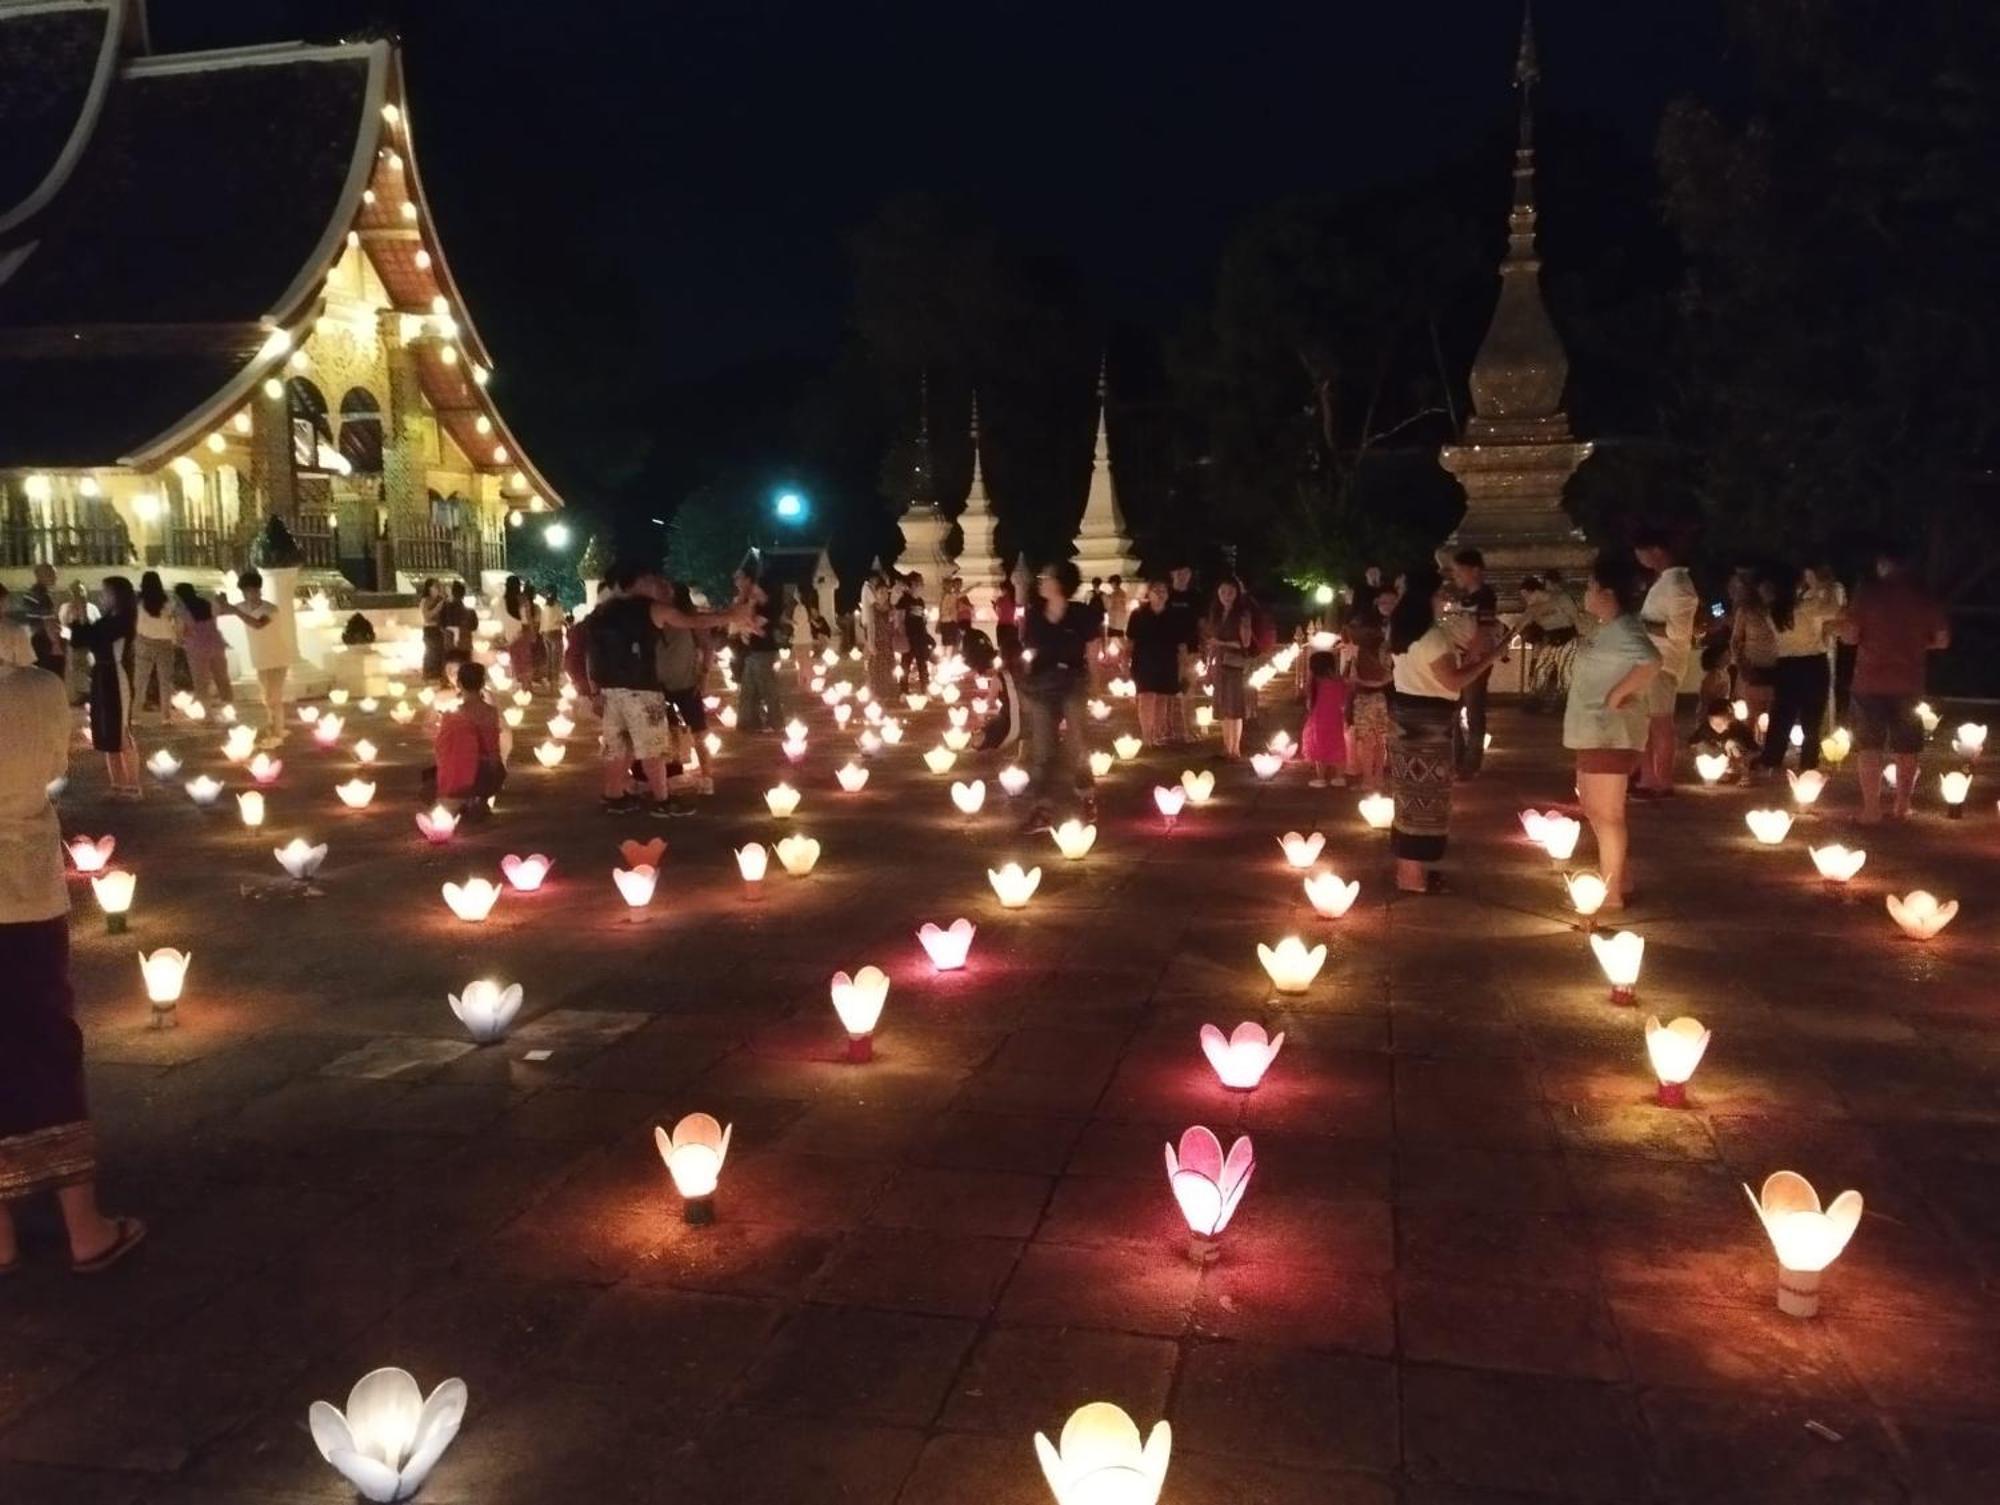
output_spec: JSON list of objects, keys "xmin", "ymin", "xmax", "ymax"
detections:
[
  {"xmin": 1346, "ymin": 586, "xmax": 1396, "ymax": 791},
  {"xmin": 77, "ymin": 576, "xmax": 141, "ymax": 798},
  {"xmin": 130, "ymin": 571, "xmax": 179, "ymax": 726},
  {"xmin": 1564, "ymin": 553, "xmax": 1661, "ymax": 909},
  {"xmin": 1728, "ymin": 567, "xmax": 1779, "ymax": 733},
  {"xmin": 1203, "ymin": 576, "xmax": 1254, "ymax": 760},
  {"xmin": 418, "ymin": 577, "xmax": 446, "ymax": 683},
  {"xmin": 1755, "ymin": 561, "xmax": 1832, "ymax": 774},
  {"xmin": 993, "ymin": 579, "xmax": 1021, "ymax": 666},
  {"xmin": 867, "ymin": 570, "xmax": 899, "ymax": 698},
  {"xmin": 501, "ymin": 577, "xmax": 533, "ymax": 685},
  {"xmin": 1387, "ymin": 565, "xmax": 1510, "ymax": 894},
  {"xmin": 214, "ymin": 570, "xmax": 286, "ymax": 741},
  {"xmin": 172, "ymin": 583, "xmax": 233, "ymax": 710},
  {"xmin": 1126, "ymin": 579, "xmax": 1179, "ymax": 745}
]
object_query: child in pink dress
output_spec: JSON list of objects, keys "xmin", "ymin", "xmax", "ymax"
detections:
[{"xmin": 1299, "ymin": 649, "xmax": 1349, "ymax": 787}]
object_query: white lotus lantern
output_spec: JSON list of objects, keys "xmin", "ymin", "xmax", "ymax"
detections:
[
  {"xmin": 449, "ymin": 980, "xmax": 523, "ymax": 1044},
  {"xmin": 440, "ymin": 877, "xmax": 500, "ymax": 923},
  {"xmin": 1153, "ymin": 785, "xmax": 1186, "ymax": 824},
  {"xmin": 415, "ymin": 805, "xmax": 457, "ymax": 843},
  {"xmin": 146, "ymin": 749, "xmax": 182, "ymax": 779},
  {"xmin": 299, "ymin": 705, "xmax": 321, "ymax": 726},
  {"xmin": 1194, "ymin": 706, "xmax": 1214, "ymax": 732},
  {"xmin": 1745, "ymin": 1171, "xmax": 1862, "ymax": 1317},
  {"xmin": 237, "ymin": 790, "xmax": 266, "ymax": 829},
  {"xmin": 765, "ymin": 783, "xmax": 800, "ymax": 818},
  {"xmin": 359, "ymin": 697, "xmax": 379, "ymax": 713},
  {"xmin": 1165, "ymin": 1124, "xmax": 1255, "ymax": 1254},
  {"xmin": 703, "ymin": 732, "xmax": 722, "ymax": 757},
  {"xmin": 833, "ymin": 703, "xmax": 853, "ymax": 728},
  {"xmin": 416, "ymin": 688, "xmax": 435, "ymax": 708},
  {"xmin": 354, "ymin": 738, "xmax": 379, "ymax": 765},
  {"xmin": 1565, "ymin": 870, "xmax": 1608, "ymax": 919},
  {"xmin": 655, "ymin": 1112, "xmax": 732, "ymax": 1223},
  {"xmin": 1250, "ymin": 752, "xmax": 1282, "ymax": 779},
  {"xmin": 1914, "ymin": 701, "xmax": 1940, "ymax": 735},
  {"xmin": 92, "ymin": 869, "xmax": 135, "ymax": 932},
  {"xmin": 835, "ymin": 761, "xmax": 869, "ymax": 793},
  {"xmin": 1694, "ymin": 751, "xmax": 1729, "ymax": 785},
  {"xmin": 999, "ymin": 765, "xmax": 1030, "ymax": 798},
  {"xmin": 1087, "ymin": 698, "xmax": 1111, "ymax": 721},
  {"xmin": 1940, "ymin": 769, "xmax": 1970, "ymax": 817},
  {"xmin": 548, "ymin": 713, "xmax": 575, "ymax": 739},
  {"xmin": 533, "ymin": 740, "xmax": 565, "ymax": 768},
  {"xmin": 336, "ymin": 779, "xmax": 376, "ymax": 809},
  {"xmin": 855, "ymin": 729, "xmax": 882, "ymax": 754},
  {"xmin": 830, "ymin": 966, "xmax": 889, "ymax": 1060},
  {"xmin": 1357, "ymin": 793, "xmax": 1394, "ymax": 830},
  {"xmin": 247, "ymin": 752, "xmax": 283, "ymax": 785},
  {"xmin": 1199, "ymin": 1022, "xmax": 1284, "ymax": 1090},
  {"xmin": 1087, "ymin": 750, "xmax": 1113, "ymax": 778},
  {"xmin": 1952, "ymin": 722, "xmax": 1986, "ymax": 759},
  {"xmin": 1644, "ymin": 1015, "xmax": 1709, "ymax": 1106},
  {"xmin": 313, "ymin": 715, "xmax": 344, "ymax": 746},
  {"xmin": 186, "ymin": 775, "xmax": 224, "ymax": 807},
  {"xmin": 1113, "ymin": 735, "xmax": 1142, "ymax": 761},
  {"xmin": 386, "ymin": 679, "xmax": 407, "ymax": 697},
  {"xmin": 1519, "ymin": 808, "xmax": 1553, "ymax": 844},
  {"xmin": 1256, "ymin": 936, "xmax": 1325, "ymax": 994},
  {"xmin": 879, "ymin": 718, "xmax": 904, "ymax": 745},
  {"xmin": 308, "ymin": 1367, "xmax": 467, "ymax": 1504},
  {"xmin": 1266, "ymin": 729, "xmax": 1293, "ymax": 755},
  {"xmin": 500, "ymin": 853, "xmax": 551, "ymax": 892},
  {"xmin": 390, "ymin": 701, "xmax": 417, "ymax": 725},
  {"xmin": 1052, "ymin": 820, "xmax": 1097, "ymax": 860},
  {"xmin": 274, "ymin": 839, "xmax": 327, "ymax": 881},
  {"xmin": 1034, "ymin": 1402, "xmax": 1171, "ymax": 1505},
  {"xmin": 223, "ymin": 725, "xmax": 258, "ymax": 762},
  {"xmin": 1179, "ymin": 768, "xmax": 1215, "ymax": 805},
  {"xmin": 917, "ymin": 917, "xmax": 976, "ymax": 972},
  {"xmin": 1276, "ymin": 831, "xmax": 1324, "ymax": 869},
  {"xmin": 1303, "ymin": 871, "xmax": 1359, "ymax": 918},
  {"xmin": 613, "ymin": 864, "xmax": 658, "ymax": 914},
  {"xmin": 502, "ymin": 707, "xmax": 524, "ymax": 729},
  {"xmin": 510, "ymin": 689, "xmax": 533, "ymax": 708},
  {"xmin": 1590, "ymin": 929, "xmax": 1645, "ymax": 1004},
  {"xmin": 1787, "ymin": 768, "xmax": 1826, "ymax": 808},
  {"xmin": 987, "ymin": 862, "xmax": 1042, "ymax": 909},
  {"xmin": 766, "ymin": 834, "xmax": 817, "ymax": 877},
  {"xmin": 1540, "ymin": 815, "xmax": 1582, "ymax": 862},
  {"xmin": 1809, "ymin": 844, "xmax": 1865, "ymax": 887},
  {"xmin": 185, "ymin": 700, "xmax": 209, "ymax": 722},
  {"xmin": 1730, "ymin": 698, "xmax": 1749, "ymax": 723},
  {"xmin": 923, "ymin": 745, "xmax": 957, "ymax": 775},
  {"xmin": 735, "ymin": 844, "xmax": 770, "ymax": 885},
  {"xmin": 138, "ymin": 947, "xmax": 190, "ymax": 1021},
  {"xmin": 781, "ymin": 735, "xmax": 808, "ymax": 762},
  {"xmin": 718, "ymin": 705, "xmax": 738, "ymax": 729},
  {"xmin": 67, "ymin": 834, "xmax": 115, "ymax": 874},
  {"xmin": 943, "ymin": 728, "xmax": 974, "ymax": 755},
  {"xmin": 1745, "ymin": 808, "xmax": 1793, "ymax": 845},
  {"xmin": 951, "ymin": 779, "xmax": 986, "ymax": 816},
  {"xmin": 1886, "ymin": 890, "xmax": 1957, "ymax": 940}
]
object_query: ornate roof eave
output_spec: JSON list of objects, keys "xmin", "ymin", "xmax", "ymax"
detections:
[{"xmin": 0, "ymin": 0, "xmax": 126, "ymax": 241}]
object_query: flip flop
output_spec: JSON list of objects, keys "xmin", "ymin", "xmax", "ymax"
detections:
[{"xmin": 71, "ymin": 1217, "xmax": 146, "ymax": 1275}]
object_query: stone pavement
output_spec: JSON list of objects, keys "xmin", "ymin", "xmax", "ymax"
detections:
[{"xmin": 4, "ymin": 684, "xmax": 1999, "ymax": 1504}]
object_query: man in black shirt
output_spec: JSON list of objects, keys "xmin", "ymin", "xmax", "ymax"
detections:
[
  {"xmin": 1162, "ymin": 563, "xmax": 1200, "ymax": 743},
  {"xmin": 1448, "ymin": 547, "xmax": 1501, "ymax": 777},
  {"xmin": 1019, "ymin": 559, "xmax": 1102, "ymax": 832}
]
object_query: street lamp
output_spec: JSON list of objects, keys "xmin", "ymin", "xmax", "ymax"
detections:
[
  {"xmin": 543, "ymin": 522, "xmax": 571, "ymax": 549},
  {"xmin": 773, "ymin": 490, "xmax": 808, "ymax": 524}
]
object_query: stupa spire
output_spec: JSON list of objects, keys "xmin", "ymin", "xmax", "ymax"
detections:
[
  {"xmin": 1070, "ymin": 350, "xmax": 1140, "ymax": 585},
  {"xmin": 954, "ymin": 387, "xmax": 1005, "ymax": 615}
]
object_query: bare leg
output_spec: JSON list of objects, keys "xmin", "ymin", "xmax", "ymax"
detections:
[
  {"xmin": 1578, "ymin": 770, "xmax": 1631, "ymax": 906},
  {"xmin": 640, "ymin": 757, "xmax": 671, "ymax": 802},
  {"xmin": 1222, "ymin": 718, "xmax": 1243, "ymax": 758},
  {"xmin": 0, "ymin": 1201, "xmax": 15, "ymax": 1265},
  {"xmin": 1640, "ymin": 714, "xmax": 1676, "ymax": 791},
  {"xmin": 601, "ymin": 757, "xmax": 629, "ymax": 800},
  {"xmin": 1858, "ymin": 749, "xmax": 1884, "ymax": 823},
  {"xmin": 1395, "ymin": 857, "xmax": 1429, "ymax": 894},
  {"xmin": 56, "ymin": 1182, "xmax": 126, "ymax": 1263},
  {"xmin": 1891, "ymin": 752, "xmax": 1917, "ymax": 818}
]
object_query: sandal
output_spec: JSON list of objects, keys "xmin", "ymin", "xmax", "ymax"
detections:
[{"xmin": 71, "ymin": 1216, "xmax": 146, "ymax": 1275}]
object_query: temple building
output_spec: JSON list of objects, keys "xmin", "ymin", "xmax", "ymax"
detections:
[
  {"xmin": 1069, "ymin": 360, "xmax": 1142, "ymax": 588},
  {"xmin": 1437, "ymin": 13, "xmax": 1593, "ymax": 594},
  {"xmin": 0, "ymin": 0, "xmax": 563, "ymax": 592}
]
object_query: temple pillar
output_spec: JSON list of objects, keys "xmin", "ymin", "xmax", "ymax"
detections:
[
  {"xmin": 378, "ymin": 309, "xmax": 428, "ymax": 581},
  {"xmin": 247, "ymin": 382, "xmax": 296, "ymax": 529}
]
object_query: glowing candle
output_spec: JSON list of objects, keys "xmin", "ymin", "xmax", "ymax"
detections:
[
  {"xmin": 335, "ymin": 779, "xmax": 376, "ymax": 809},
  {"xmin": 1590, "ymin": 929, "xmax": 1644, "ymax": 1004},
  {"xmin": 1256, "ymin": 936, "xmax": 1326, "ymax": 994},
  {"xmin": 1303, "ymin": 871, "xmax": 1359, "ymax": 918},
  {"xmin": 1276, "ymin": 831, "xmax": 1324, "ymax": 869},
  {"xmin": 1644, "ymin": 1014, "xmax": 1709, "ymax": 1106},
  {"xmin": 500, "ymin": 853, "xmax": 551, "ymax": 892},
  {"xmin": 440, "ymin": 877, "xmax": 500, "ymax": 922},
  {"xmin": 1199, "ymin": 1022, "xmax": 1284, "ymax": 1090},
  {"xmin": 987, "ymin": 862, "xmax": 1041, "ymax": 909},
  {"xmin": 1745, "ymin": 1170, "xmax": 1862, "ymax": 1317},
  {"xmin": 92, "ymin": 870, "xmax": 135, "ymax": 932},
  {"xmin": 830, "ymin": 966, "xmax": 889, "ymax": 1061},
  {"xmin": 917, "ymin": 917, "xmax": 976, "ymax": 971},
  {"xmin": 655, "ymin": 1112, "xmax": 731, "ymax": 1223},
  {"xmin": 1358, "ymin": 793, "xmax": 1394, "ymax": 830}
]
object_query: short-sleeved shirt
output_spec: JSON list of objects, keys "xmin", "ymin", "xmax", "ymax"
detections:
[
  {"xmin": 1392, "ymin": 625, "xmax": 1463, "ymax": 702},
  {"xmin": 1564, "ymin": 614, "xmax": 1661, "ymax": 750},
  {"xmin": 1639, "ymin": 566, "xmax": 1700, "ymax": 685},
  {"xmin": 0, "ymin": 665, "xmax": 72, "ymax": 923},
  {"xmin": 1848, "ymin": 576, "xmax": 1946, "ymax": 695},
  {"xmin": 236, "ymin": 598, "xmax": 289, "ymax": 671}
]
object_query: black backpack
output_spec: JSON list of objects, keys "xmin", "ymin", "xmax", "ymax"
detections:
[{"xmin": 586, "ymin": 599, "xmax": 654, "ymax": 690}]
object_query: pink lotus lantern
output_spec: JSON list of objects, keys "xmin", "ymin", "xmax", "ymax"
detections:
[
  {"xmin": 440, "ymin": 877, "xmax": 500, "ymax": 923},
  {"xmin": 830, "ymin": 966, "xmax": 889, "ymax": 1061},
  {"xmin": 415, "ymin": 805, "xmax": 458, "ymax": 843},
  {"xmin": 655, "ymin": 1112, "xmax": 731, "ymax": 1224},
  {"xmin": 1302, "ymin": 871, "xmax": 1359, "ymax": 918},
  {"xmin": 1276, "ymin": 831, "xmax": 1324, "ymax": 869},
  {"xmin": 67, "ymin": 835, "xmax": 115, "ymax": 874},
  {"xmin": 248, "ymin": 752, "xmax": 283, "ymax": 784},
  {"xmin": 835, "ymin": 761, "xmax": 869, "ymax": 793},
  {"xmin": 1745, "ymin": 1171, "xmax": 1862, "ymax": 1317},
  {"xmin": 619, "ymin": 837, "xmax": 666, "ymax": 868},
  {"xmin": 1165, "ymin": 1125, "xmax": 1255, "ymax": 1260},
  {"xmin": 1199, "ymin": 1022, "xmax": 1284, "ymax": 1090},
  {"xmin": 500, "ymin": 853, "xmax": 552, "ymax": 892},
  {"xmin": 1153, "ymin": 785, "xmax": 1187, "ymax": 827},
  {"xmin": 613, "ymin": 864, "xmax": 658, "ymax": 915},
  {"xmin": 1886, "ymin": 890, "xmax": 1957, "ymax": 940},
  {"xmin": 917, "ymin": 917, "xmax": 976, "ymax": 972}
]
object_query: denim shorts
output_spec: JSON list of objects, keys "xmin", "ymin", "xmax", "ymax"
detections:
[{"xmin": 1850, "ymin": 693, "xmax": 1924, "ymax": 755}]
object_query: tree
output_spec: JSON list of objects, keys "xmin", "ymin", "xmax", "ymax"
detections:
[
  {"xmin": 1658, "ymin": 0, "xmax": 2000, "ymax": 593},
  {"xmin": 663, "ymin": 482, "xmax": 761, "ymax": 602}
]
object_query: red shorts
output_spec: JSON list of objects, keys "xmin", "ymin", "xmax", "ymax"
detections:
[{"xmin": 1576, "ymin": 747, "xmax": 1642, "ymax": 776}]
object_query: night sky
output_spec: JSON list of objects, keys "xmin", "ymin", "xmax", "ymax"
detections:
[{"xmin": 153, "ymin": 0, "xmax": 1731, "ymax": 386}]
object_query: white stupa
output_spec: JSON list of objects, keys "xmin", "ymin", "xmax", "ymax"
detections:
[
  {"xmin": 1069, "ymin": 358, "xmax": 1141, "ymax": 589},
  {"xmin": 896, "ymin": 374, "xmax": 952, "ymax": 589},
  {"xmin": 954, "ymin": 392, "xmax": 1005, "ymax": 622}
]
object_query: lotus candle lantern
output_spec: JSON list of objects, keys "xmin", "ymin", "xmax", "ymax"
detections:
[
  {"xmin": 918, "ymin": 917, "xmax": 976, "ymax": 971},
  {"xmin": 1087, "ymin": 699, "xmax": 1111, "ymax": 721},
  {"xmin": 923, "ymin": 745, "xmax": 957, "ymax": 775},
  {"xmin": 500, "ymin": 853, "xmax": 552, "ymax": 892},
  {"xmin": 299, "ymin": 705, "xmax": 321, "ymax": 726},
  {"xmin": 1277, "ymin": 831, "xmax": 1324, "ymax": 869},
  {"xmin": 1820, "ymin": 727, "xmax": 1851, "ymax": 766},
  {"xmin": 613, "ymin": 864, "xmax": 658, "ymax": 914},
  {"xmin": 1200, "ymin": 1022, "xmax": 1284, "ymax": 1090},
  {"xmin": 1730, "ymin": 698, "xmax": 1749, "ymax": 723},
  {"xmin": 416, "ymin": 688, "xmax": 435, "ymax": 708},
  {"xmin": 533, "ymin": 740, "xmax": 565, "ymax": 768},
  {"xmin": 449, "ymin": 980, "xmax": 523, "ymax": 1044},
  {"xmin": 1940, "ymin": 769, "xmax": 1970, "ymax": 817},
  {"xmin": 91, "ymin": 869, "xmax": 136, "ymax": 932},
  {"xmin": 185, "ymin": 700, "xmax": 209, "ymax": 723},
  {"xmin": 718, "ymin": 705, "xmax": 738, "ymax": 729},
  {"xmin": 1694, "ymin": 751, "xmax": 1730, "ymax": 786},
  {"xmin": 138, "ymin": 948, "xmax": 189, "ymax": 1025},
  {"xmin": 440, "ymin": 877, "xmax": 500, "ymax": 923},
  {"xmin": 221, "ymin": 726, "xmax": 257, "ymax": 764},
  {"xmin": 1915, "ymin": 701, "xmax": 1940, "ymax": 735},
  {"xmin": 1153, "ymin": 785, "xmax": 1186, "ymax": 826},
  {"xmin": 830, "ymin": 966, "xmax": 889, "ymax": 1060},
  {"xmin": 502, "ymin": 707, "xmax": 524, "ymax": 729},
  {"xmin": 1745, "ymin": 808, "xmax": 1793, "ymax": 845},
  {"xmin": 1165, "ymin": 1125, "xmax": 1255, "ymax": 1258},
  {"xmin": 1519, "ymin": 808, "xmax": 1554, "ymax": 844},
  {"xmin": 390, "ymin": 701, "xmax": 416, "ymax": 725},
  {"xmin": 1745, "ymin": 1171, "xmax": 1862, "ymax": 1317},
  {"xmin": 1809, "ymin": 844, "xmax": 1865, "ymax": 888},
  {"xmin": 1565, "ymin": 870, "xmax": 1609, "ymax": 920},
  {"xmin": 656, "ymin": 1113, "xmax": 732, "ymax": 1224},
  {"xmin": 1194, "ymin": 706, "xmax": 1214, "ymax": 732},
  {"xmin": 1644, "ymin": 1015, "xmax": 1709, "ymax": 1106},
  {"xmin": 1540, "ymin": 815, "xmax": 1582, "ymax": 862},
  {"xmin": 237, "ymin": 790, "xmax": 266, "ymax": 829},
  {"xmin": 835, "ymin": 761, "xmax": 869, "ymax": 793},
  {"xmin": 774, "ymin": 834, "xmax": 820, "ymax": 876},
  {"xmin": 999, "ymin": 765, "xmax": 1031, "ymax": 798},
  {"xmin": 1266, "ymin": 729, "xmax": 1294, "ymax": 756},
  {"xmin": 619, "ymin": 837, "xmax": 666, "ymax": 868},
  {"xmin": 703, "ymin": 732, "xmax": 723, "ymax": 757},
  {"xmin": 1952, "ymin": 722, "xmax": 1987, "ymax": 759},
  {"xmin": 336, "ymin": 779, "xmax": 376, "ymax": 809},
  {"xmin": 1590, "ymin": 929, "xmax": 1645, "ymax": 1004},
  {"xmin": 781, "ymin": 735, "xmax": 809, "ymax": 762},
  {"xmin": 1179, "ymin": 768, "xmax": 1215, "ymax": 805},
  {"xmin": 833, "ymin": 703, "xmax": 852, "ymax": 728},
  {"xmin": 415, "ymin": 805, "xmax": 457, "ymax": 843},
  {"xmin": 307, "ymin": 1366, "xmax": 467, "ymax": 1505},
  {"xmin": 146, "ymin": 749, "xmax": 182, "ymax": 779},
  {"xmin": 359, "ymin": 697, "xmax": 379, "ymax": 713},
  {"xmin": 946, "ymin": 706, "xmax": 970, "ymax": 729},
  {"xmin": 183, "ymin": 775, "xmax": 224, "ymax": 808},
  {"xmin": 1087, "ymin": 749, "xmax": 1114, "ymax": 778},
  {"xmin": 1886, "ymin": 890, "xmax": 1957, "ymax": 940},
  {"xmin": 1787, "ymin": 768, "xmax": 1826, "ymax": 808},
  {"xmin": 1256, "ymin": 936, "xmax": 1326, "ymax": 994},
  {"xmin": 1249, "ymin": 751, "xmax": 1283, "ymax": 779},
  {"xmin": 1358, "ymin": 793, "xmax": 1394, "ymax": 830},
  {"xmin": 1303, "ymin": 871, "xmax": 1359, "ymax": 918},
  {"xmin": 765, "ymin": 783, "xmax": 801, "ymax": 818},
  {"xmin": 951, "ymin": 779, "xmax": 987, "ymax": 816},
  {"xmin": 734, "ymin": 843, "xmax": 769, "ymax": 884},
  {"xmin": 1052, "ymin": 819, "xmax": 1097, "ymax": 859},
  {"xmin": 274, "ymin": 839, "xmax": 326, "ymax": 881},
  {"xmin": 1113, "ymin": 735, "xmax": 1142, "ymax": 761},
  {"xmin": 67, "ymin": 835, "xmax": 115, "ymax": 874},
  {"xmin": 547, "ymin": 713, "xmax": 575, "ymax": 739},
  {"xmin": 856, "ymin": 729, "xmax": 883, "ymax": 754},
  {"xmin": 879, "ymin": 719, "xmax": 904, "ymax": 745},
  {"xmin": 863, "ymin": 701, "xmax": 884, "ymax": 724},
  {"xmin": 248, "ymin": 752, "xmax": 283, "ymax": 784},
  {"xmin": 1034, "ymin": 1402, "xmax": 1171, "ymax": 1505},
  {"xmin": 987, "ymin": 862, "xmax": 1042, "ymax": 909},
  {"xmin": 313, "ymin": 716, "xmax": 344, "ymax": 746},
  {"xmin": 510, "ymin": 689, "xmax": 533, "ymax": 708},
  {"xmin": 353, "ymin": 739, "xmax": 378, "ymax": 765},
  {"xmin": 386, "ymin": 679, "xmax": 407, "ymax": 697}
]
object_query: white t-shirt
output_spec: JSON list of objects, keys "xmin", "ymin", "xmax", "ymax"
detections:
[
  {"xmin": 1639, "ymin": 566, "xmax": 1700, "ymax": 686},
  {"xmin": 136, "ymin": 603, "xmax": 178, "ymax": 642},
  {"xmin": 539, "ymin": 601, "xmax": 565, "ymax": 633},
  {"xmin": 1392, "ymin": 624, "xmax": 1462, "ymax": 701},
  {"xmin": 237, "ymin": 598, "xmax": 287, "ymax": 671}
]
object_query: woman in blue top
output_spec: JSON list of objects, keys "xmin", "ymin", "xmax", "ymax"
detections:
[{"xmin": 1565, "ymin": 552, "xmax": 1661, "ymax": 911}]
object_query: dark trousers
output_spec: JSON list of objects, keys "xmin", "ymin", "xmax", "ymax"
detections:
[
  {"xmin": 0, "ymin": 915, "xmax": 94, "ymax": 1200},
  {"xmin": 1453, "ymin": 673, "xmax": 1489, "ymax": 776},
  {"xmin": 1758, "ymin": 655, "xmax": 1831, "ymax": 769}
]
